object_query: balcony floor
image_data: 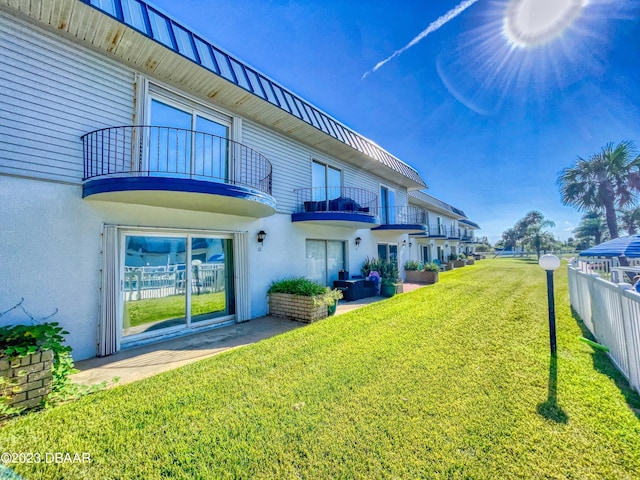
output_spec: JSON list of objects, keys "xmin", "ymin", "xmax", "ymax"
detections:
[
  {"xmin": 83, "ymin": 176, "xmax": 276, "ymax": 217},
  {"xmin": 291, "ymin": 211, "xmax": 379, "ymax": 228}
]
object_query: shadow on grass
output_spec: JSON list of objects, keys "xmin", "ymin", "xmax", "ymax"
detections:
[
  {"xmin": 537, "ymin": 354, "xmax": 569, "ymax": 423},
  {"xmin": 571, "ymin": 308, "xmax": 640, "ymax": 419}
]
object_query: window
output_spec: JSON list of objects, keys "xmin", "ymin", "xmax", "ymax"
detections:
[
  {"xmin": 378, "ymin": 243, "xmax": 398, "ymax": 266},
  {"xmin": 312, "ymin": 161, "xmax": 341, "ymax": 203},
  {"xmin": 148, "ymin": 97, "xmax": 230, "ymax": 180},
  {"xmin": 380, "ymin": 186, "xmax": 396, "ymax": 224},
  {"xmin": 306, "ymin": 240, "xmax": 346, "ymax": 286},
  {"xmin": 122, "ymin": 233, "xmax": 234, "ymax": 339}
]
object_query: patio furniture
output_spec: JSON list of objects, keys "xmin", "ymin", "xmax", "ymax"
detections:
[{"xmin": 333, "ymin": 279, "xmax": 376, "ymax": 301}]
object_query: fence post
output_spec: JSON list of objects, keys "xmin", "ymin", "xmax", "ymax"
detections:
[{"xmin": 619, "ymin": 285, "xmax": 640, "ymax": 392}]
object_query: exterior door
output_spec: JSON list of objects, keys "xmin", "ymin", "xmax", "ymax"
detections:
[
  {"xmin": 306, "ymin": 240, "xmax": 346, "ymax": 286},
  {"xmin": 122, "ymin": 232, "xmax": 235, "ymax": 340}
]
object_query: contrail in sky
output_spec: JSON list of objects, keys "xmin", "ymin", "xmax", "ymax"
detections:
[{"xmin": 362, "ymin": 0, "xmax": 481, "ymax": 80}]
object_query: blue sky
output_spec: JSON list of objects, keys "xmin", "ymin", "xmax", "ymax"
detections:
[{"xmin": 151, "ymin": 0, "xmax": 640, "ymax": 243}]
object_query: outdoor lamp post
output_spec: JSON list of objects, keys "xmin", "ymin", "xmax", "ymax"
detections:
[{"xmin": 539, "ymin": 254, "xmax": 561, "ymax": 355}]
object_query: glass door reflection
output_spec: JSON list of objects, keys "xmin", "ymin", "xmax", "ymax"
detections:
[
  {"xmin": 190, "ymin": 238, "xmax": 230, "ymax": 323},
  {"xmin": 123, "ymin": 236, "xmax": 187, "ymax": 336}
]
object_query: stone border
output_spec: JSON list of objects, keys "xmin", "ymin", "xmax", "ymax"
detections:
[{"xmin": 1, "ymin": 350, "xmax": 53, "ymax": 410}]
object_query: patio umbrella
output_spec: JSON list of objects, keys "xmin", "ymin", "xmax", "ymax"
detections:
[{"xmin": 579, "ymin": 235, "xmax": 640, "ymax": 258}]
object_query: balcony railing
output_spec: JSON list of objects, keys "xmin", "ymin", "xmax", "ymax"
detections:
[
  {"xmin": 378, "ymin": 206, "xmax": 427, "ymax": 225},
  {"xmin": 427, "ymin": 224, "xmax": 449, "ymax": 237},
  {"xmin": 294, "ymin": 187, "xmax": 377, "ymax": 215},
  {"xmin": 82, "ymin": 126, "xmax": 273, "ymax": 195}
]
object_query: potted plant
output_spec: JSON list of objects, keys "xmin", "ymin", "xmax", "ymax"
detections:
[
  {"xmin": 379, "ymin": 260, "xmax": 402, "ymax": 296},
  {"xmin": 267, "ymin": 277, "xmax": 343, "ymax": 323},
  {"xmin": 447, "ymin": 254, "xmax": 457, "ymax": 270},
  {"xmin": 380, "ymin": 277, "xmax": 396, "ymax": 297}
]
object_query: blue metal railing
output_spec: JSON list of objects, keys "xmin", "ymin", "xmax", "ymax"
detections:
[
  {"xmin": 82, "ymin": 126, "xmax": 272, "ymax": 195},
  {"xmin": 294, "ymin": 187, "xmax": 377, "ymax": 215},
  {"xmin": 427, "ymin": 224, "xmax": 449, "ymax": 237},
  {"xmin": 377, "ymin": 206, "xmax": 427, "ymax": 225}
]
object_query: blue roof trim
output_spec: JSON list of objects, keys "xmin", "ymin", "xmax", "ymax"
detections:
[
  {"xmin": 83, "ymin": 176, "xmax": 277, "ymax": 208},
  {"xmin": 371, "ymin": 224, "xmax": 427, "ymax": 232},
  {"xmin": 80, "ymin": 0, "xmax": 425, "ymax": 187},
  {"xmin": 291, "ymin": 212, "xmax": 378, "ymax": 225}
]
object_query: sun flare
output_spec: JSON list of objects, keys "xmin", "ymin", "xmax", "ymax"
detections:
[{"xmin": 504, "ymin": 0, "xmax": 588, "ymax": 47}]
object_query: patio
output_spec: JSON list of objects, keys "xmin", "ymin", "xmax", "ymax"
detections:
[{"xmin": 72, "ymin": 283, "xmax": 425, "ymax": 387}]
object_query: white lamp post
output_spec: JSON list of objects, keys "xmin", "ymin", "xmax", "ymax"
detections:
[{"xmin": 539, "ymin": 254, "xmax": 561, "ymax": 355}]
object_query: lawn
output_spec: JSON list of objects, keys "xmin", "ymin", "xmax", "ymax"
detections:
[{"xmin": 2, "ymin": 259, "xmax": 640, "ymax": 479}]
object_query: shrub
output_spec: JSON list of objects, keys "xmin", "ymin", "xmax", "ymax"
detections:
[
  {"xmin": 267, "ymin": 277, "xmax": 327, "ymax": 296},
  {"xmin": 422, "ymin": 263, "xmax": 440, "ymax": 272},
  {"xmin": 404, "ymin": 260, "xmax": 421, "ymax": 271},
  {"xmin": 267, "ymin": 278, "xmax": 343, "ymax": 307}
]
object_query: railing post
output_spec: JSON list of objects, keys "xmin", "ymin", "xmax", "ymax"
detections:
[{"xmin": 619, "ymin": 285, "xmax": 640, "ymax": 392}]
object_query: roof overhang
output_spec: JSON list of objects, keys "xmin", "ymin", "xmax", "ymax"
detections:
[{"xmin": 0, "ymin": 0, "xmax": 426, "ymax": 190}]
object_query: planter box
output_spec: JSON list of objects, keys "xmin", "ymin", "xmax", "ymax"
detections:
[
  {"xmin": 466, "ymin": 258, "xmax": 475, "ymax": 265},
  {"xmin": 268, "ymin": 293, "xmax": 328, "ymax": 323},
  {"xmin": 453, "ymin": 260, "xmax": 466, "ymax": 268},
  {"xmin": 0, "ymin": 350, "xmax": 53, "ymax": 411},
  {"xmin": 405, "ymin": 270, "xmax": 439, "ymax": 284},
  {"xmin": 446, "ymin": 262, "xmax": 455, "ymax": 270}
]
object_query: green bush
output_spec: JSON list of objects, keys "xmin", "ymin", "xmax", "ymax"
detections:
[
  {"xmin": 268, "ymin": 278, "xmax": 343, "ymax": 307},
  {"xmin": 267, "ymin": 277, "xmax": 327, "ymax": 296},
  {"xmin": 404, "ymin": 260, "xmax": 420, "ymax": 271},
  {"xmin": 422, "ymin": 263, "xmax": 440, "ymax": 272}
]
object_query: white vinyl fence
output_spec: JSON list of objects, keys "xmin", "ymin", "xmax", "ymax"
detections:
[{"xmin": 568, "ymin": 265, "xmax": 640, "ymax": 393}]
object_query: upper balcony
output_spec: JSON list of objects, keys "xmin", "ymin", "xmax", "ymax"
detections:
[
  {"xmin": 82, "ymin": 126, "xmax": 276, "ymax": 217},
  {"xmin": 372, "ymin": 206, "xmax": 428, "ymax": 234},
  {"xmin": 291, "ymin": 187, "xmax": 379, "ymax": 228},
  {"xmin": 425, "ymin": 224, "xmax": 449, "ymax": 238}
]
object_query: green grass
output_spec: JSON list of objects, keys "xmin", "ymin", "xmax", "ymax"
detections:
[
  {"xmin": 2, "ymin": 259, "xmax": 640, "ymax": 479},
  {"xmin": 125, "ymin": 292, "xmax": 226, "ymax": 327}
]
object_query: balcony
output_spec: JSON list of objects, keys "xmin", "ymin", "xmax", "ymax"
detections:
[
  {"xmin": 426, "ymin": 224, "xmax": 449, "ymax": 238},
  {"xmin": 82, "ymin": 126, "xmax": 276, "ymax": 217},
  {"xmin": 291, "ymin": 187, "xmax": 379, "ymax": 228},
  {"xmin": 372, "ymin": 206, "xmax": 428, "ymax": 234}
]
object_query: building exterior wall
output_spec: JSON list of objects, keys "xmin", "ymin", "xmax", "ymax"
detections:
[
  {"xmin": 0, "ymin": 9, "xmax": 414, "ymax": 360},
  {"xmin": 0, "ymin": 11, "xmax": 134, "ymax": 182}
]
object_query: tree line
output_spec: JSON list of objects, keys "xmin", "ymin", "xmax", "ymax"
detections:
[{"xmin": 497, "ymin": 141, "xmax": 640, "ymax": 254}]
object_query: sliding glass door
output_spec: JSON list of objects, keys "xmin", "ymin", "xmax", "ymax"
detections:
[
  {"xmin": 122, "ymin": 233, "xmax": 234, "ymax": 338},
  {"xmin": 306, "ymin": 240, "xmax": 346, "ymax": 286}
]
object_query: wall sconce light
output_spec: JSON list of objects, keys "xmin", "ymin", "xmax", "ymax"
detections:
[
  {"xmin": 409, "ymin": 241, "xmax": 413, "ymax": 248},
  {"xmin": 402, "ymin": 240, "xmax": 407, "ymax": 247},
  {"xmin": 355, "ymin": 237, "xmax": 361, "ymax": 249},
  {"xmin": 257, "ymin": 230, "xmax": 267, "ymax": 250}
]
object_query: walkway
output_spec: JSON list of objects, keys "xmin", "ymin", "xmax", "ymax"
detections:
[{"xmin": 72, "ymin": 283, "xmax": 426, "ymax": 387}]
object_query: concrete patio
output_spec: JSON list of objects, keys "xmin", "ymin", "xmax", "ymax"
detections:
[{"xmin": 72, "ymin": 283, "xmax": 425, "ymax": 387}]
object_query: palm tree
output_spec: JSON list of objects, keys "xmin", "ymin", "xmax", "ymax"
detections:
[
  {"xmin": 574, "ymin": 212, "xmax": 608, "ymax": 247},
  {"xmin": 521, "ymin": 221, "xmax": 556, "ymax": 259},
  {"xmin": 619, "ymin": 207, "xmax": 640, "ymax": 235},
  {"xmin": 557, "ymin": 141, "xmax": 640, "ymax": 239}
]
